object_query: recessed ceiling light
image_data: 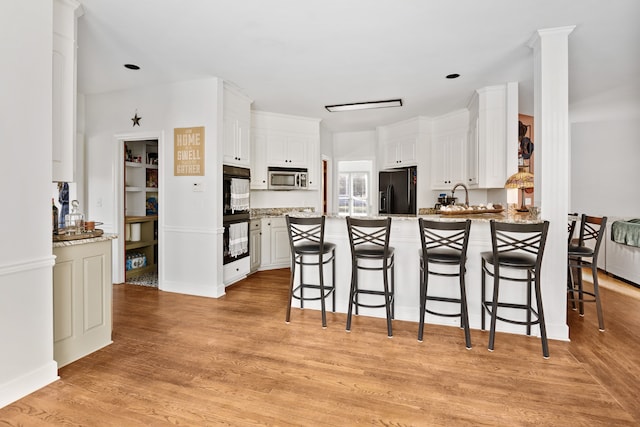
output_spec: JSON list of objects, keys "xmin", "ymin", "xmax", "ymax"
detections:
[
  {"xmin": 124, "ymin": 64, "xmax": 140, "ymax": 70},
  {"xmin": 325, "ymin": 99, "xmax": 403, "ymax": 112},
  {"xmin": 446, "ymin": 73, "xmax": 460, "ymax": 79}
]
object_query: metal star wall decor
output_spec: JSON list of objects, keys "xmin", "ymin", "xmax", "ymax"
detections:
[{"xmin": 131, "ymin": 111, "xmax": 142, "ymax": 127}]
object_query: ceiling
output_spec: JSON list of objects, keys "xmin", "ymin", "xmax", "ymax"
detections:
[{"xmin": 76, "ymin": 0, "xmax": 640, "ymax": 133}]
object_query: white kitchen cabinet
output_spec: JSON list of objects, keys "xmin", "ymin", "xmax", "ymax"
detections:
[
  {"xmin": 260, "ymin": 217, "xmax": 290, "ymax": 270},
  {"xmin": 381, "ymin": 137, "xmax": 417, "ymax": 169},
  {"xmin": 466, "ymin": 84, "xmax": 516, "ymax": 188},
  {"xmin": 377, "ymin": 118, "xmax": 423, "ymax": 171},
  {"xmin": 431, "ymin": 130, "xmax": 467, "ymax": 190},
  {"xmin": 52, "ymin": 0, "xmax": 82, "ymax": 183},
  {"xmin": 249, "ymin": 219, "xmax": 261, "ymax": 273},
  {"xmin": 266, "ymin": 133, "xmax": 308, "ymax": 167},
  {"xmin": 53, "ymin": 237, "xmax": 114, "ymax": 368},
  {"xmin": 251, "ymin": 111, "xmax": 321, "ymax": 185},
  {"xmin": 306, "ymin": 136, "xmax": 320, "ymax": 190},
  {"xmin": 250, "ymin": 129, "xmax": 269, "ymax": 189},
  {"xmin": 222, "ymin": 84, "xmax": 252, "ymax": 168},
  {"xmin": 223, "ymin": 257, "xmax": 250, "ymax": 286},
  {"xmin": 467, "ymin": 116, "xmax": 479, "ymax": 185}
]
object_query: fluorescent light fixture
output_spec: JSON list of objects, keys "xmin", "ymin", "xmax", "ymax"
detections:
[{"xmin": 325, "ymin": 99, "xmax": 403, "ymax": 112}]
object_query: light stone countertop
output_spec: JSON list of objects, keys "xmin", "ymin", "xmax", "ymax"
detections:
[
  {"xmin": 283, "ymin": 211, "xmax": 541, "ymax": 224},
  {"xmin": 53, "ymin": 233, "xmax": 118, "ymax": 248}
]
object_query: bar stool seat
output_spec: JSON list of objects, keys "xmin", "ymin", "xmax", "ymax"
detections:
[
  {"xmin": 418, "ymin": 219, "xmax": 472, "ymax": 349},
  {"xmin": 567, "ymin": 214, "xmax": 607, "ymax": 331},
  {"xmin": 345, "ymin": 216, "xmax": 395, "ymax": 337},
  {"xmin": 481, "ymin": 220, "xmax": 550, "ymax": 358},
  {"xmin": 285, "ymin": 215, "xmax": 336, "ymax": 328}
]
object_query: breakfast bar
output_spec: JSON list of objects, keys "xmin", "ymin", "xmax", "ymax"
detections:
[{"xmin": 287, "ymin": 212, "xmax": 567, "ymax": 341}]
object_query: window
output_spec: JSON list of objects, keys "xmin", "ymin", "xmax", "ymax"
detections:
[{"xmin": 338, "ymin": 171, "xmax": 369, "ymax": 216}]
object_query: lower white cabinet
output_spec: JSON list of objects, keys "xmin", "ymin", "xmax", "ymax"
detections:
[
  {"xmin": 223, "ymin": 257, "xmax": 250, "ymax": 286},
  {"xmin": 249, "ymin": 219, "xmax": 261, "ymax": 273},
  {"xmin": 53, "ymin": 238, "xmax": 113, "ymax": 368},
  {"xmin": 260, "ymin": 217, "xmax": 291, "ymax": 269}
]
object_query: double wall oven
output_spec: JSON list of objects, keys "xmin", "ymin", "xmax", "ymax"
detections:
[{"xmin": 222, "ymin": 165, "xmax": 250, "ymax": 265}]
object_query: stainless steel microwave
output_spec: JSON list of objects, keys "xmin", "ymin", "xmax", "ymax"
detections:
[{"xmin": 268, "ymin": 167, "xmax": 308, "ymax": 190}]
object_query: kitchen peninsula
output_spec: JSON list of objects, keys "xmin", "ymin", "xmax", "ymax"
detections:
[{"xmin": 286, "ymin": 211, "xmax": 567, "ymax": 341}]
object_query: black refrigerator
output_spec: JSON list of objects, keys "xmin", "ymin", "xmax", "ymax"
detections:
[{"xmin": 378, "ymin": 166, "xmax": 417, "ymax": 215}]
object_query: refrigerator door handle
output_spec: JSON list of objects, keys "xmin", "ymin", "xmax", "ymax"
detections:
[{"xmin": 407, "ymin": 172, "xmax": 411, "ymax": 212}]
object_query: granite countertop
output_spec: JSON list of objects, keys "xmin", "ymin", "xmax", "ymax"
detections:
[
  {"xmin": 251, "ymin": 206, "xmax": 541, "ymax": 223},
  {"xmin": 284, "ymin": 211, "xmax": 541, "ymax": 224},
  {"xmin": 251, "ymin": 207, "xmax": 315, "ymax": 219},
  {"xmin": 53, "ymin": 233, "xmax": 118, "ymax": 248}
]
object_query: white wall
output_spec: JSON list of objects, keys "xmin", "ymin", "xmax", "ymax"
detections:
[
  {"xmin": 85, "ymin": 77, "xmax": 226, "ymax": 298},
  {"xmin": 0, "ymin": 0, "xmax": 59, "ymax": 408},
  {"xmin": 570, "ymin": 118, "xmax": 640, "ymax": 218}
]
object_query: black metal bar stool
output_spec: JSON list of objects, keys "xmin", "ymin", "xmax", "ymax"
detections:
[
  {"xmin": 567, "ymin": 214, "xmax": 607, "ymax": 331},
  {"xmin": 418, "ymin": 218, "xmax": 472, "ymax": 349},
  {"xmin": 567, "ymin": 213, "xmax": 579, "ymax": 310},
  {"xmin": 345, "ymin": 216, "xmax": 395, "ymax": 337},
  {"xmin": 285, "ymin": 215, "xmax": 336, "ymax": 328},
  {"xmin": 481, "ymin": 220, "xmax": 550, "ymax": 358}
]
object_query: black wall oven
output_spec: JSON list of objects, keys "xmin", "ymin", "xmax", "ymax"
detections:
[{"xmin": 223, "ymin": 165, "xmax": 250, "ymax": 265}]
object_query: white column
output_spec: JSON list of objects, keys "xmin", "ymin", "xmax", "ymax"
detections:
[{"xmin": 529, "ymin": 26, "xmax": 575, "ymax": 341}]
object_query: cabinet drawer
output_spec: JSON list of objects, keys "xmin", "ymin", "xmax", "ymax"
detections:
[{"xmin": 223, "ymin": 257, "xmax": 250, "ymax": 286}]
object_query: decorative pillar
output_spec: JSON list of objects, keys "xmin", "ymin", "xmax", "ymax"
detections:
[{"xmin": 529, "ymin": 26, "xmax": 575, "ymax": 341}]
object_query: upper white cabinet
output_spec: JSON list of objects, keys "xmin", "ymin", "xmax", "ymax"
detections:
[
  {"xmin": 223, "ymin": 83, "xmax": 252, "ymax": 168},
  {"xmin": 431, "ymin": 130, "xmax": 467, "ymax": 189},
  {"xmin": 52, "ymin": 0, "xmax": 82, "ymax": 183},
  {"xmin": 250, "ymin": 129, "xmax": 269, "ymax": 189},
  {"xmin": 266, "ymin": 133, "xmax": 308, "ymax": 167},
  {"xmin": 306, "ymin": 136, "xmax": 320, "ymax": 190},
  {"xmin": 250, "ymin": 111, "xmax": 321, "ymax": 190},
  {"xmin": 378, "ymin": 118, "xmax": 419, "ymax": 170},
  {"xmin": 466, "ymin": 83, "xmax": 518, "ymax": 188},
  {"xmin": 429, "ymin": 109, "xmax": 469, "ymax": 190}
]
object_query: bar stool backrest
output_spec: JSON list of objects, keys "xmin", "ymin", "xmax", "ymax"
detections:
[
  {"xmin": 576, "ymin": 214, "xmax": 607, "ymax": 259},
  {"xmin": 346, "ymin": 217, "xmax": 391, "ymax": 254},
  {"xmin": 285, "ymin": 215, "xmax": 326, "ymax": 253},
  {"xmin": 490, "ymin": 220, "xmax": 550, "ymax": 270},
  {"xmin": 568, "ymin": 213, "xmax": 578, "ymax": 245},
  {"xmin": 418, "ymin": 219, "xmax": 471, "ymax": 261}
]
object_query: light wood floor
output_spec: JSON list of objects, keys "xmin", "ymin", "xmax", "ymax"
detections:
[{"xmin": 2, "ymin": 269, "xmax": 639, "ymax": 426}]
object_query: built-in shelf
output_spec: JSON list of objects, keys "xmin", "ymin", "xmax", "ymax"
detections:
[{"xmin": 124, "ymin": 138, "xmax": 159, "ymax": 282}]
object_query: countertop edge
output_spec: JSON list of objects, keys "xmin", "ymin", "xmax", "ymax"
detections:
[{"xmin": 53, "ymin": 233, "xmax": 118, "ymax": 248}]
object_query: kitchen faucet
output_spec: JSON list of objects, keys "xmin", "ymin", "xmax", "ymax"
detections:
[{"xmin": 451, "ymin": 183, "xmax": 469, "ymax": 207}]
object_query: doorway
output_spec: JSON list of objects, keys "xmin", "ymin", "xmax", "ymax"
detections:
[
  {"xmin": 113, "ymin": 131, "xmax": 164, "ymax": 287},
  {"xmin": 123, "ymin": 139, "xmax": 159, "ymax": 287}
]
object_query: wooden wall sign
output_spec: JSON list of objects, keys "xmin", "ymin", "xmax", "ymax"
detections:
[{"xmin": 174, "ymin": 126, "xmax": 205, "ymax": 176}]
